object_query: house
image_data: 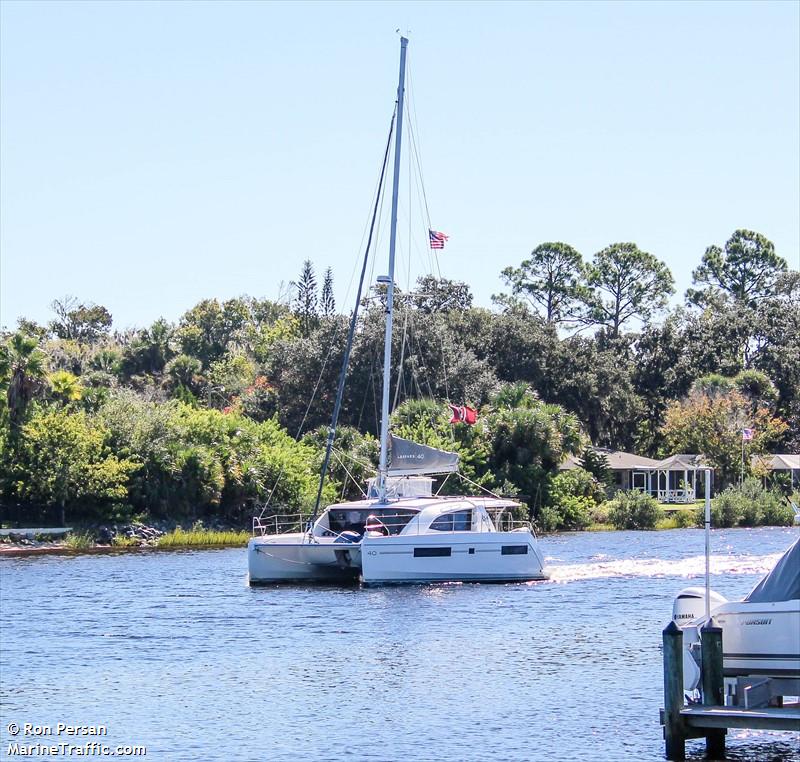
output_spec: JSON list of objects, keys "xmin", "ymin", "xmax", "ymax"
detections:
[
  {"xmin": 753, "ymin": 454, "xmax": 800, "ymax": 490},
  {"xmin": 560, "ymin": 449, "xmax": 712, "ymax": 504},
  {"xmin": 559, "ymin": 449, "xmax": 660, "ymax": 494}
]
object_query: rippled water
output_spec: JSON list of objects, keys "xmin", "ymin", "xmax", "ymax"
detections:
[{"xmin": 1, "ymin": 527, "xmax": 798, "ymax": 761}]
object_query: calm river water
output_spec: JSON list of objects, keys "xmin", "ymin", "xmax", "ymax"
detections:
[{"xmin": 2, "ymin": 527, "xmax": 798, "ymax": 761}]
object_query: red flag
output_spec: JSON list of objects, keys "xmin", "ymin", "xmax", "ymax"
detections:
[{"xmin": 449, "ymin": 404, "xmax": 477, "ymax": 425}]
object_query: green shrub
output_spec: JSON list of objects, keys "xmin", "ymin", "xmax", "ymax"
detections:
[
  {"xmin": 536, "ymin": 495, "xmax": 592, "ymax": 532},
  {"xmin": 608, "ymin": 490, "xmax": 664, "ymax": 530},
  {"xmin": 557, "ymin": 496, "xmax": 592, "ymax": 530},
  {"xmin": 589, "ymin": 501, "xmax": 611, "ymax": 525},
  {"xmin": 761, "ymin": 497, "xmax": 795, "ymax": 526},
  {"xmin": 550, "ymin": 468, "xmax": 605, "ymax": 506},
  {"xmin": 65, "ymin": 531, "xmax": 95, "ymax": 549},
  {"xmin": 705, "ymin": 479, "xmax": 793, "ymax": 528},
  {"xmin": 111, "ymin": 534, "xmax": 140, "ymax": 548},
  {"xmin": 674, "ymin": 509, "xmax": 698, "ymax": 528},
  {"xmin": 705, "ymin": 489, "xmax": 742, "ymax": 528}
]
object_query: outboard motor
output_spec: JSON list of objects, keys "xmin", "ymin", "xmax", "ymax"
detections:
[
  {"xmin": 672, "ymin": 587, "xmax": 729, "ymax": 692},
  {"xmin": 672, "ymin": 586, "xmax": 728, "ymax": 626}
]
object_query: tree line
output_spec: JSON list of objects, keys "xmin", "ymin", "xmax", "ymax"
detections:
[{"xmin": 1, "ymin": 229, "xmax": 797, "ymax": 528}]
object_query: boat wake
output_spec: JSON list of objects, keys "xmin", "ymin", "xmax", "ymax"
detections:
[{"xmin": 545, "ymin": 552, "xmax": 783, "ymax": 584}]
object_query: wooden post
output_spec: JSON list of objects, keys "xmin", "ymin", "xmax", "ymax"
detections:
[
  {"xmin": 663, "ymin": 621, "xmax": 686, "ymax": 760},
  {"xmin": 701, "ymin": 619, "xmax": 726, "ymax": 758}
]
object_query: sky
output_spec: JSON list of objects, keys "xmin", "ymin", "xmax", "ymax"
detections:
[{"xmin": 1, "ymin": 0, "xmax": 798, "ymax": 332}]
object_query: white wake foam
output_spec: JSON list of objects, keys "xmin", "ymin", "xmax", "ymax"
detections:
[{"xmin": 545, "ymin": 552, "xmax": 783, "ymax": 584}]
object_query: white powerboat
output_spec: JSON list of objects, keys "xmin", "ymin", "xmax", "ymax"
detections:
[
  {"xmin": 248, "ymin": 36, "xmax": 549, "ymax": 587},
  {"xmin": 671, "ymin": 537, "xmax": 800, "ymax": 692}
]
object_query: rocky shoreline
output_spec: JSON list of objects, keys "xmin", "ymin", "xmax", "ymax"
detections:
[{"xmin": 0, "ymin": 520, "xmax": 249, "ymax": 557}]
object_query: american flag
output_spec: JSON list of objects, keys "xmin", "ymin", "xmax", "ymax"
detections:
[
  {"xmin": 429, "ymin": 229, "xmax": 449, "ymax": 250},
  {"xmin": 742, "ymin": 428, "xmax": 755, "ymax": 441}
]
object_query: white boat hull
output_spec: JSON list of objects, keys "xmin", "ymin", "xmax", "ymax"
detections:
[
  {"xmin": 360, "ymin": 531, "xmax": 548, "ymax": 585},
  {"xmin": 248, "ymin": 535, "xmax": 361, "ymax": 583},
  {"xmin": 713, "ymin": 599, "xmax": 800, "ymax": 679}
]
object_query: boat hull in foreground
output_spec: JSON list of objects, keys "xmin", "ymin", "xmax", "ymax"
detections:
[{"xmin": 713, "ymin": 599, "xmax": 800, "ymax": 679}]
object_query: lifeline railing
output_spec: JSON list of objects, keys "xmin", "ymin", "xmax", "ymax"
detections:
[
  {"xmin": 491, "ymin": 513, "xmax": 533, "ymax": 532},
  {"xmin": 252, "ymin": 513, "xmax": 311, "ymax": 537},
  {"xmin": 252, "ymin": 509, "xmax": 533, "ymax": 538}
]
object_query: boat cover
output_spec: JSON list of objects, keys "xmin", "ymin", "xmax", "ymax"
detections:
[
  {"xmin": 388, "ymin": 435, "xmax": 459, "ymax": 476},
  {"xmin": 744, "ymin": 537, "xmax": 800, "ymax": 603}
]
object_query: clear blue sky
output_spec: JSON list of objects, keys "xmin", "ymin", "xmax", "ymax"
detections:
[{"xmin": 2, "ymin": 0, "xmax": 798, "ymax": 331}]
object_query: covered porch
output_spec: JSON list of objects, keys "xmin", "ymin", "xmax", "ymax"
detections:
[
  {"xmin": 753, "ymin": 454, "xmax": 800, "ymax": 490},
  {"xmin": 650, "ymin": 454, "xmax": 712, "ymax": 504}
]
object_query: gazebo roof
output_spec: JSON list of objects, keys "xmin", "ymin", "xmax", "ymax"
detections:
[
  {"xmin": 753, "ymin": 453, "xmax": 800, "ymax": 471},
  {"xmin": 652, "ymin": 454, "xmax": 710, "ymax": 471}
]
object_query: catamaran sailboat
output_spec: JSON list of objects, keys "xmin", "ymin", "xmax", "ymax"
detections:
[{"xmin": 248, "ymin": 37, "xmax": 548, "ymax": 586}]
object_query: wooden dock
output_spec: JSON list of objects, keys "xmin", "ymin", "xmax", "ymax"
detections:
[{"xmin": 661, "ymin": 620, "xmax": 800, "ymax": 760}]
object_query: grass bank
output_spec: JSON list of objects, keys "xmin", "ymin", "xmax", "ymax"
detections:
[{"xmin": 156, "ymin": 528, "xmax": 250, "ymax": 548}]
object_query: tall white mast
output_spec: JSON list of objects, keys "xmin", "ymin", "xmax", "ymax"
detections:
[{"xmin": 377, "ymin": 35, "xmax": 408, "ymax": 501}]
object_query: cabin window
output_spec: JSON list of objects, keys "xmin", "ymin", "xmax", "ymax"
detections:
[
  {"xmin": 414, "ymin": 547, "xmax": 451, "ymax": 558},
  {"xmin": 501, "ymin": 545, "xmax": 528, "ymax": 555},
  {"xmin": 430, "ymin": 509, "xmax": 472, "ymax": 532},
  {"xmin": 328, "ymin": 508, "xmax": 416, "ymax": 537}
]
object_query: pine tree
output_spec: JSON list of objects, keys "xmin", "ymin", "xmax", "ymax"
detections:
[
  {"xmin": 293, "ymin": 260, "xmax": 318, "ymax": 336},
  {"xmin": 321, "ymin": 267, "xmax": 335, "ymax": 318}
]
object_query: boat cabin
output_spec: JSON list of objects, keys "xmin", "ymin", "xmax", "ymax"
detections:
[{"xmin": 315, "ymin": 494, "xmax": 524, "ymax": 541}]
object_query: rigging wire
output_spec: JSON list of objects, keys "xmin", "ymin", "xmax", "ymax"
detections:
[
  {"xmin": 259, "ymin": 108, "xmax": 396, "ymax": 519},
  {"xmin": 308, "ymin": 107, "xmax": 397, "ymax": 526},
  {"xmin": 406, "ymin": 64, "xmax": 443, "ymax": 280}
]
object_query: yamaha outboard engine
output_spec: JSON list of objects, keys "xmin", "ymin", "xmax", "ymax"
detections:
[{"xmin": 672, "ymin": 586, "xmax": 728, "ymax": 626}]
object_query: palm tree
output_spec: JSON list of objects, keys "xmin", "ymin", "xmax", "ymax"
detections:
[
  {"xmin": 48, "ymin": 370, "xmax": 83, "ymax": 405},
  {"xmin": 0, "ymin": 333, "xmax": 48, "ymax": 425}
]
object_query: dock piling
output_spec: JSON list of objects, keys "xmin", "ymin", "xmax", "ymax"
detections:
[
  {"xmin": 700, "ymin": 620, "xmax": 726, "ymax": 758},
  {"xmin": 662, "ymin": 621, "xmax": 686, "ymax": 760}
]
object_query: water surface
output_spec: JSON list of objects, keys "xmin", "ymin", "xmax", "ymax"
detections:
[{"xmin": 2, "ymin": 527, "xmax": 798, "ymax": 761}]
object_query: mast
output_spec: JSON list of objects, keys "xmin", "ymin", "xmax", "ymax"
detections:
[{"xmin": 377, "ymin": 35, "xmax": 408, "ymax": 501}]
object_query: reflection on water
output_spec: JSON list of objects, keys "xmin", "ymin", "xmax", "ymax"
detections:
[{"xmin": 1, "ymin": 527, "xmax": 798, "ymax": 761}]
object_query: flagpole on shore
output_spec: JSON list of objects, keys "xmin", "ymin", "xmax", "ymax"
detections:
[
  {"xmin": 704, "ymin": 468, "xmax": 712, "ymax": 621},
  {"xmin": 740, "ymin": 427, "xmax": 754, "ymax": 485}
]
